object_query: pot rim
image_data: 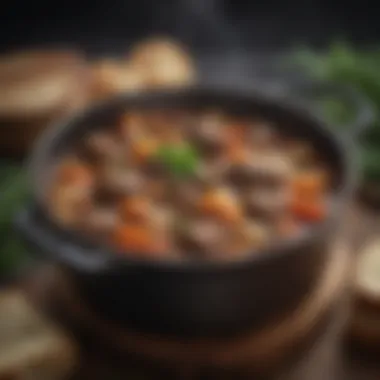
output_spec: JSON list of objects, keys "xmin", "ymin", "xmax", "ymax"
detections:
[{"xmin": 26, "ymin": 85, "xmax": 358, "ymax": 274}]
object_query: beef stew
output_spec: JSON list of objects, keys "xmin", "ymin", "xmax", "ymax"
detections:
[{"xmin": 48, "ymin": 109, "xmax": 331, "ymax": 262}]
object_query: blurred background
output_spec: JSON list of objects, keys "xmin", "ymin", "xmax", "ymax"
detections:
[{"xmin": 0, "ymin": 0, "xmax": 379, "ymax": 53}]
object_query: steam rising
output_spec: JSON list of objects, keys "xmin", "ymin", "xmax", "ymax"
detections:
[{"xmin": 173, "ymin": 0, "xmax": 242, "ymax": 52}]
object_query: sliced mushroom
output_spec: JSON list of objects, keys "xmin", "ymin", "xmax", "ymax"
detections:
[
  {"xmin": 283, "ymin": 140, "xmax": 316, "ymax": 168},
  {"xmin": 176, "ymin": 218, "xmax": 227, "ymax": 257},
  {"xmin": 149, "ymin": 206, "xmax": 176, "ymax": 233},
  {"xmin": 249, "ymin": 121, "xmax": 277, "ymax": 148},
  {"xmin": 195, "ymin": 158, "xmax": 230, "ymax": 187},
  {"xmin": 82, "ymin": 207, "xmax": 120, "ymax": 238},
  {"xmin": 235, "ymin": 221, "xmax": 272, "ymax": 250},
  {"xmin": 170, "ymin": 181, "xmax": 203, "ymax": 214},
  {"xmin": 84, "ymin": 131, "xmax": 125, "ymax": 164},
  {"xmin": 189, "ymin": 112, "xmax": 226, "ymax": 156},
  {"xmin": 244, "ymin": 187, "xmax": 291, "ymax": 220},
  {"xmin": 98, "ymin": 166, "xmax": 145, "ymax": 199},
  {"xmin": 228, "ymin": 153, "xmax": 295, "ymax": 187}
]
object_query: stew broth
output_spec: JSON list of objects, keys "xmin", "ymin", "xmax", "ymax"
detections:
[{"xmin": 47, "ymin": 109, "xmax": 331, "ymax": 261}]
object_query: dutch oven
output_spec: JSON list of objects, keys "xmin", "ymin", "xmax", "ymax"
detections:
[{"xmin": 15, "ymin": 83, "xmax": 373, "ymax": 338}]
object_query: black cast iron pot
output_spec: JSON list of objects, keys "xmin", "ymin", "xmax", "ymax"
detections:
[{"xmin": 16, "ymin": 83, "xmax": 373, "ymax": 338}]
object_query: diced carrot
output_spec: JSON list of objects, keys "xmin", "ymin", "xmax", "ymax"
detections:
[
  {"xmin": 113, "ymin": 224, "xmax": 167, "ymax": 256},
  {"xmin": 199, "ymin": 188, "xmax": 242, "ymax": 223},
  {"xmin": 57, "ymin": 161, "xmax": 94, "ymax": 188},
  {"xmin": 225, "ymin": 125, "xmax": 247, "ymax": 162},
  {"xmin": 290, "ymin": 197, "xmax": 326, "ymax": 222},
  {"xmin": 291, "ymin": 170, "xmax": 328, "ymax": 199},
  {"xmin": 119, "ymin": 196, "xmax": 151, "ymax": 222},
  {"xmin": 227, "ymin": 145, "xmax": 249, "ymax": 163},
  {"xmin": 131, "ymin": 138, "xmax": 159, "ymax": 163},
  {"xmin": 50, "ymin": 184, "xmax": 93, "ymax": 225}
]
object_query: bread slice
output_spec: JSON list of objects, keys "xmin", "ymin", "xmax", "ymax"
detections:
[
  {"xmin": 0, "ymin": 49, "xmax": 91, "ymax": 156},
  {"xmin": 0, "ymin": 78, "xmax": 90, "ymax": 156},
  {"xmin": 128, "ymin": 37, "xmax": 197, "ymax": 88},
  {"xmin": 90, "ymin": 59, "xmax": 146, "ymax": 100},
  {"xmin": 355, "ymin": 238, "xmax": 380, "ymax": 308},
  {"xmin": 0, "ymin": 50, "xmax": 89, "ymax": 119},
  {"xmin": 90, "ymin": 37, "xmax": 197, "ymax": 100},
  {"xmin": 0, "ymin": 290, "xmax": 77, "ymax": 380},
  {"xmin": 349, "ymin": 238, "xmax": 380, "ymax": 347}
]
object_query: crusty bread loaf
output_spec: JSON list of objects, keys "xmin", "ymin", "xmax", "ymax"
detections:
[
  {"xmin": 0, "ymin": 290, "xmax": 77, "ymax": 380},
  {"xmin": 128, "ymin": 37, "xmax": 196, "ymax": 88},
  {"xmin": 90, "ymin": 38, "xmax": 196, "ymax": 100},
  {"xmin": 90, "ymin": 59, "xmax": 146, "ymax": 100},
  {"xmin": 0, "ymin": 49, "xmax": 91, "ymax": 156},
  {"xmin": 0, "ymin": 40, "xmax": 196, "ymax": 156},
  {"xmin": 0, "ymin": 50, "xmax": 89, "ymax": 119}
]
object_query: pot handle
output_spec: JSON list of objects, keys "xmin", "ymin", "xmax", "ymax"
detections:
[
  {"xmin": 14, "ymin": 206, "xmax": 111, "ymax": 273},
  {"xmin": 287, "ymin": 80, "xmax": 375, "ymax": 139}
]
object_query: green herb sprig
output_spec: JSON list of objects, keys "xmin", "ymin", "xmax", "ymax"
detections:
[
  {"xmin": 290, "ymin": 39, "xmax": 380, "ymax": 183},
  {"xmin": 155, "ymin": 143, "xmax": 200, "ymax": 178}
]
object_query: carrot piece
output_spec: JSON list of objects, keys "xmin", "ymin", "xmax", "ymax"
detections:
[
  {"xmin": 290, "ymin": 197, "xmax": 326, "ymax": 222},
  {"xmin": 227, "ymin": 145, "xmax": 248, "ymax": 163},
  {"xmin": 57, "ymin": 161, "xmax": 94, "ymax": 188},
  {"xmin": 119, "ymin": 196, "xmax": 151, "ymax": 222},
  {"xmin": 132, "ymin": 138, "xmax": 159, "ymax": 163},
  {"xmin": 199, "ymin": 188, "xmax": 242, "ymax": 223},
  {"xmin": 225, "ymin": 125, "xmax": 246, "ymax": 162},
  {"xmin": 113, "ymin": 224, "xmax": 167, "ymax": 256},
  {"xmin": 49, "ymin": 184, "xmax": 93, "ymax": 225},
  {"xmin": 291, "ymin": 170, "xmax": 328, "ymax": 199}
]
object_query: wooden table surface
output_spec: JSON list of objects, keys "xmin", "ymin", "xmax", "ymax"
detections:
[{"xmin": 336, "ymin": 203, "xmax": 380, "ymax": 380}]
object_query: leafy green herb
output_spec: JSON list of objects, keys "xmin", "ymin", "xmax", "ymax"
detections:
[
  {"xmin": 0, "ymin": 167, "xmax": 31, "ymax": 278},
  {"xmin": 0, "ymin": 233, "xmax": 31, "ymax": 277},
  {"xmin": 316, "ymin": 97, "xmax": 356, "ymax": 127},
  {"xmin": 0, "ymin": 169, "xmax": 30, "ymax": 229},
  {"xmin": 361, "ymin": 145, "xmax": 380, "ymax": 182},
  {"xmin": 290, "ymin": 39, "xmax": 380, "ymax": 183},
  {"xmin": 155, "ymin": 143, "xmax": 199, "ymax": 178}
]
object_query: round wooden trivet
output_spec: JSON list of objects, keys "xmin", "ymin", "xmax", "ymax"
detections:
[{"xmin": 27, "ymin": 241, "xmax": 351, "ymax": 377}]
